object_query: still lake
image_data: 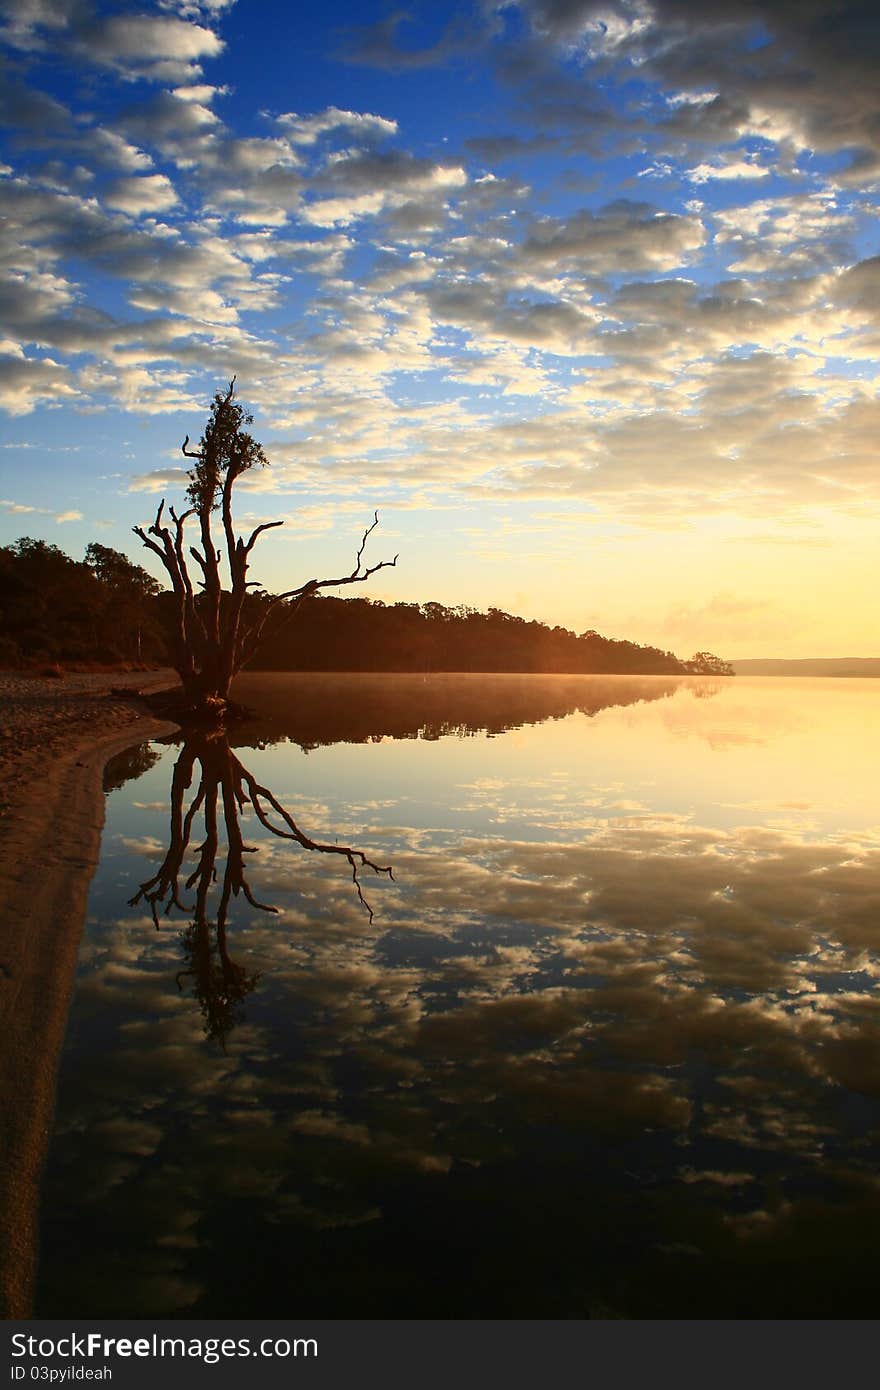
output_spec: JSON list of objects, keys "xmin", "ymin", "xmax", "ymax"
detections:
[{"xmin": 37, "ymin": 673, "xmax": 880, "ymax": 1317}]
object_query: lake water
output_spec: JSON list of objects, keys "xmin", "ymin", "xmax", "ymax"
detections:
[{"xmin": 37, "ymin": 674, "xmax": 880, "ymax": 1317}]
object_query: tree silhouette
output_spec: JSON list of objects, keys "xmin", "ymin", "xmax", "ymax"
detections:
[
  {"xmin": 84, "ymin": 543, "xmax": 162, "ymax": 664},
  {"xmin": 685, "ymin": 651, "xmax": 735, "ymax": 676},
  {"xmin": 132, "ymin": 379, "xmax": 397, "ymax": 719},
  {"xmin": 129, "ymin": 730, "xmax": 394, "ymax": 1043},
  {"xmin": 0, "ymin": 537, "xmax": 164, "ymax": 665}
]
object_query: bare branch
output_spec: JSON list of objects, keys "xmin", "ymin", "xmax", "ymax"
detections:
[
  {"xmin": 235, "ymin": 511, "xmax": 397, "ymax": 671},
  {"xmin": 234, "ymin": 755, "xmax": 393, "ymax": 924},
  {"xmin": 273, "ymin": 508, "xmax": 398, "ymax": 598},
  {"xmin": 244, "ymin": 520, "xmax": 284, "ymax": 553},
  {"xmin": 130, "ymin": 731, "xmax": 395, "ymax": 1035},
  {"xmin": 134, "ymin": 382, "xmax": 399, "ymax": 713},
  {"xmin": 356, "ymin": 510, "xmax": 380, "ymax": 569},
  {"xmin": 132, "ymin": 526, "xmax": 167, "ymax": 565}
]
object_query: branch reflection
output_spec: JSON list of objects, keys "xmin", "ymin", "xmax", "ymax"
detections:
[{"xmin": 129, "ymin": 730, "xmax": 393, "ymax": 1042}]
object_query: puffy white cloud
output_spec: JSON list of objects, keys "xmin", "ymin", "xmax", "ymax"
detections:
[
  {"xmin": 88, "ymin": 130, "xmax": 155, "ymax": 174},
  {"xmin": 312, "ymin": 148, "xmax": 467, "ymax": 197},
  {"xmin": 104, "ymin": 173, "xmax": 179, "ymax": 215},
  {"xmin": 298, "ymin": 149, "xmax": 467, "ymax": 229},
  {"xmin": 522, "ymin": 201, "xmax": 706, "ymax": 273},
  {"xmin": 128, "ymin": 466, "xmax": 191, "ymax": 492},
  {"xmin": 0, "ymin": 0, "xmax": 876, "ymax": 553},
  {"xmin": 294, "ymin": 191, "xmax": 380, "ymax": 230},
  {"xmin": 76, "ymin": 13, "xmax": 224, "ymax": 79},
  {"xmin": 0, "ymin": 0, "xmax": 77, "ymax": 50},
  {"xmin": 833, "ymin": 255, "xmax": 880, "ymax": 320},
  {"xmin": 1, "ymin": 2, "xmax": 226, "ymax": 83},
  {"xmin": 685, "ymin": 158, "xmax": 770, "ymax": 183},
  {"xmin": 497, "ymin": 1, "xmax": 880, "ymax": 176},
  {"xmin": 276, "ymin": 106, "xmax": 398, "ymax": 146},
  {"xmin": 0, "ymin": 348, "xmax": 78, "ymax": 413}
]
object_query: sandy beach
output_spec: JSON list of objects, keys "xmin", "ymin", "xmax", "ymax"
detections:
[{"xmin": 0, "ymin": 670, "xmax": 179, "ymax": 1318}]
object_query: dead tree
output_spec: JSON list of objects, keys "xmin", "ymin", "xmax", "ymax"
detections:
[
  {"xmin": 129, "ymin": 730, "xmax": 395, "ymax": 1041},
  {"xmin": 133, "ymin": 379, "xmax": 397, "ymax": 719}
]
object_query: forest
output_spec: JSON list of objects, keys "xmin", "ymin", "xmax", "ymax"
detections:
[{"xmin": 0, "ymin": 535, "xmax": 732, "ymax": 677}]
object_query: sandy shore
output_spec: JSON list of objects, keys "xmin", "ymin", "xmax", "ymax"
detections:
[{"xmin": 0, "ymin": 670, "xmax": 179, "ymax": 1318}]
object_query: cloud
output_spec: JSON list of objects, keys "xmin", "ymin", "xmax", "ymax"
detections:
[
  {"xmin": 658, "ymin": 593, "xmax": 795, "ymax": 647},
  {"xmin": 88, "ymin": 129, "xmax": 155, "ymax": 174},
  {"xmin": 0, "ymin": 176, "xmax": 287, "ymax": 363},
  {"xmin": 276, "ymin": 106, "xmax": 398, "ymax": 146},
  {"xmin": 500, "ymin": 1, "xmax": 880, "ymax": 175},
  {"xmin": 0, "ymin": 348, "xmax": 78, "ymax": 414},
  {"xmin": 1, "ymin": 493, "xmax": 86, "ymax": 520},
  {"xmin": 835, "ymin": 255, "xmax": 880, "ymax": 319},
  {"xmin": 103, "ymin": 173, "xmax": 179, "ymax": 215},
  {"xmin": 0, "ymin": 68, "xmax": 155, "ymax": 182},
  {"xmin": 344, "ymin": 2, "xmax": 880, "ymax": 192},
  {"xmin": 1, "ymin": 2, "xmax": 226, "ymax": 82},
  {"xmin": 0, "ymin": 0, "xmax": 78, "ymax": 51},
  {"xmin": 116, "ymin": 87, "xmax": 221, "ymax": 155},
  {"xmin": 685, "ymin": 158, "xmax": 770, "ymax": 183},
  {"xmin": 0, "ymin": 0, "xmax": 876, "ymax": 543},
  {"xmin": 712, "ymin": 192, "xmax": 857, "ymax": 274},
  {"xmin": 297, "ymin": 148, "xmax": 468, "ymax": 229},
  {"xmin": 340, "ymin": 8, "xmax": 486, "ymax": 71},
  {"xmin": 128, "ymin": 466, "xmax": 191, "ymax": 492},
  {"xmin": 521, "ymin": 200, "xmax": 706, "ymax": 273},
  {"xmin": 76, "ymin": 13, "xmax": 224, "ymax": 81},
  {"xmin": 426, "ymin": 280, "xmax": 597, "ymax": 352},
  {"xmin": 0, "ymin": 65, "xmax": 72, "ymax": 133},
  {"xmin": 39, "ymin": 693, "xmax": 880, "ymax": 1317}
]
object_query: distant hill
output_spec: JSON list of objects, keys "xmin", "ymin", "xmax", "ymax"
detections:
[{"xmin": 732, "ymin": 658, "xmax": 880, "ymax": 677}]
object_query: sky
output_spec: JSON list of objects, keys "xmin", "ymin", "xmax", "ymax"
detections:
[{"xmin": 0, "ymin": 0, "xmax": 878, "ymax": 659}]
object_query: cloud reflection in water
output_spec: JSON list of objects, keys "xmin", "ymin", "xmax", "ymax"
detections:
[{"xmin": 37, "ymin": 675, "xmax": 880, "ymax": 1318}]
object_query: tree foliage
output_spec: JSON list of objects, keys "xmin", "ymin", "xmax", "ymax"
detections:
[
  {"xmin": 243, "ymin": 594, "xmax": 694, "ymax": 675},
  {"xmin": 684, "ymin": 651, "xmax": 735, "ymax": 676},
  {"xmin": 0, "ymin": 537, "xmax": 162, "ymax": 666}
]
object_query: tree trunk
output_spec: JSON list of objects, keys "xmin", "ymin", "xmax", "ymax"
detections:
[{"xmin": 133, "ymin": 383, "xmax": 397, "ymax": 725}]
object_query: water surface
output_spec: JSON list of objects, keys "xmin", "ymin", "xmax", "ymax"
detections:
[{"xmin": 37, "ymin": 675, "xmax": 880, "ymax": 1317}]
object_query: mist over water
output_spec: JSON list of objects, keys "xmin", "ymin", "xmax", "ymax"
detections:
[{"xmin": 37, "ymin": 675, "xmax": 880, "ymax": 1318}]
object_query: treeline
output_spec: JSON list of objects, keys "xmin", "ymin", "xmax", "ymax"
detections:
[
  {"xmin": 0, "ymin": 536, "xmax": 732, "ymax": 676},
  {"xmin": 230, "ymin": 672, "xmax": 692, "ymax": 749},
  {"xmin": 0, "ymin": 537, "xmax": 164, "ymax": 666},
  {"xmin": 251, "ymin": 594, "xmax": 724, "ymax": 675}
]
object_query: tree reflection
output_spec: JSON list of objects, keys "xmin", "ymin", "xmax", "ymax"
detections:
[
  {"xmin": 175, "ymin": 917, "xmax": 258, "ymax": 1046},
  {"xmin": 129, "ymin": 730, "xmax": 393, "ymax": 1043},
  {"xmin": 102, "ymin": 740, "xmax": 162, "ymax": 794}
]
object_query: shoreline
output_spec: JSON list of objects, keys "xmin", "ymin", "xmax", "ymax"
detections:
[{"xmin": 0, "ymin": 671, "xmax": 180, "ymax": 1319}]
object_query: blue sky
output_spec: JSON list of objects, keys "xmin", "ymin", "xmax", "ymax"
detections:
[{"xmin": 1, "ymin": 0, "xmax": 879, "ymax": 656}]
